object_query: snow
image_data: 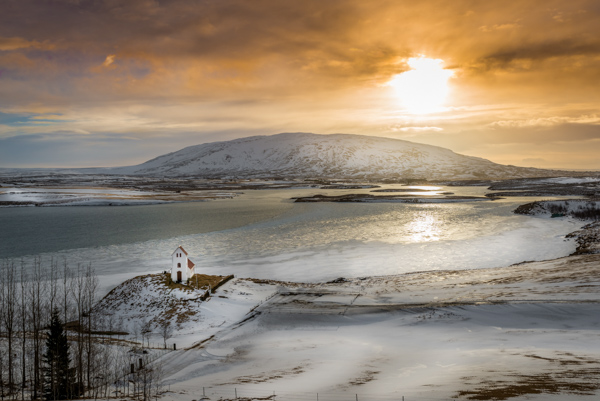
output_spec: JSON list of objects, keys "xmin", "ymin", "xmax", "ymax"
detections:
[
  {"xmin": 534, "ymin": 177, "xmax": 600, "ymax": 185},
  {"xmin": 516, "ymin": 199, "xmax": 600, "ymax": 219},
  {"xmin": 95, "ymin": 275, "xmax": 279, "ymax": 350},
  {"xmin": 0, "ymin": 186, "xmax": 237, "ymax": 206},
  {"xmin": 122, "ymin": 254, "xmax": 600, "ymax": 401},
  {"xmin": 2, "ymin": 171, "xmax": 597, "ymax": 398},
  {"xmin": 109, "ymin": 132, "xmax": 554, "ymax": 180},
  {"xmin": 175, "ymin": 303, "xmax": 599, "ymax": 399}
]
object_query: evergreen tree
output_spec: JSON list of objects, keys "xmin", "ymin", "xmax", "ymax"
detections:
[{"xmin": 44, "ymin": 310, "xmax": 75, "ymax": 400}]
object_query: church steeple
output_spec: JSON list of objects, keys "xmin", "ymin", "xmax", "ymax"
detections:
[{"xmin": 171, "ymin": 246, "xmax": 196, "ymax": 283}]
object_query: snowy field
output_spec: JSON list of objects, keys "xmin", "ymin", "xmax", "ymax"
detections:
[
  {"xmin": 107, "ymin": 253, "xmax": 600, "ymax": 401},
  {"xmin": 2, "ymin": 179, "xmax": 598, "ymax": 399},
  {"xmin": 0, "ymin": 186, "xmax": 237, "ymax": 206}
]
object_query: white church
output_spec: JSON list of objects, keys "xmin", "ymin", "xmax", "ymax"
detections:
[{"xmin": 171, "ymin": 246, "xmax": 196, "ymax": 283}]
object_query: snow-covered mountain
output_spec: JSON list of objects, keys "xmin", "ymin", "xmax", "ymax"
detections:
[{"xmin": 111, "ymin": 132, "xmax": 559, "ymax": 180}]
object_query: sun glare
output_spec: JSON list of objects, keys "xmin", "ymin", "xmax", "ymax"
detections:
[
  {"xmin": 389, "ymin": 56, "xmax": 454, "ymax": 114},
  {"xmin": 406, "ymin": 211, "xmax": 441, "ymax": 242}
]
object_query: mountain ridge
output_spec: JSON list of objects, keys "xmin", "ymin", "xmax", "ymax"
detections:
[{"xmin": 108, "ymin": 132, "xmax": 571, "ymax": 180}]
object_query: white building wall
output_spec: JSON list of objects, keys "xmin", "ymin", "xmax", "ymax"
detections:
[{"xmin": 171, "ymin": 248, "xmax": 188, "ymax": 283}]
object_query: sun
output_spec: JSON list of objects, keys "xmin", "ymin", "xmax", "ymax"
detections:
[{"xmin": 388, "ymin": 56, "xmax": 454, "ymax": 114}]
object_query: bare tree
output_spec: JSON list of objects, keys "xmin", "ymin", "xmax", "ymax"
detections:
[
  {"xmin": 0, "ymin": 258, "xmax": 140, "ymax": 400},
  {"xmin": 129, "ymin": 353, "xmax": 164, "ymax": 401},
  {"xmin": 0, "ymin": 348, "xmax": 4, "ymax": 399},
  {"xmin": 94, "ymin": 341, "xmax": 118, "ymax": 400},
  {"xmin": 0, "ymin": 261, "xmax": 6, "ymax": 399},
  {"xmin": 140, "ymin": 320, "xmax": 152, "ymax": 348},
  {"xmin": 19, "ymin": 261, "xmax": 29, "ymax": 401},
  {"xmin": 84, "ymin": 263, "xmax": 99, "ymax": 390},
  {"xmin": 30, "ymin": 256, "xmax": 48, "ymax": 399},
  {"xmin": 48, "ymin": 257, "xmax": 60, "ymax": 321},
  {"xmin": 132, "ymin": 321, "xmax": 142, "ymax": 344},
  {"xmin": 158, "ymin": 322, "xmax": 174, "ymax": 349},
  {"xmin": 72, "ymin": 263, "xmax": 87, "ymax": 392},
  {"xmin": 61, "ymin": 260, "xmax": 72, "ymax": 324},
  {"xmin": 1, "ymin": 260, "xmax": 17, "ymax": 395},
  {"xmin": 112, "ymin": 345, "xmax": 131, "ymax": 398}
]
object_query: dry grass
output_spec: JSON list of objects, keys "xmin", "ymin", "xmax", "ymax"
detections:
[
  {"xmin": 157, "ymin": 272, "xmax": 228, "ymax": 291},
  {"xmin": 221, "ymin": 366, "xmax": 306, "ymax": 385},
  {"xmin": 457, "ymin": 372, "xmax": 600, "ymax": 400},
  {"xmin": 456, "ymin": 353, "xmax": 600, "ymax": 400},
  {"xmin": 348, "ymin": 370, "xmax": 380, "ymax": 386},
  {"xmin": 94, "ymin": 272, "xmax": 234, "ymax": 330},
  {"xmin": 63, "ymin": 321, "xmax": 128, "ymax": 336},
  {"xmin": 245, "ymin": 277, "xmax": 311, "ymax": 288},
  {"xmin": 214, "ymin": 397, "xmax": 275, "ymax": 401}
]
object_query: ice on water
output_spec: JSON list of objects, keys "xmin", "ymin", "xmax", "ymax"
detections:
[{"xmin": 3, "ymin": 188, "xmax": 582, "ymax": 295}]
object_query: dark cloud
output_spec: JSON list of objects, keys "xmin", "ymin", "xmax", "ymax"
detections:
[
  {"xmin": 0, "ymin": 0, "xmax": 414, "ymax": 105},
  {"xmin": 3, "ymin": 0, "xmax": 600, "ymax": 98},
  {"xmin": 476, "ymin": 39, "xmax": 600, "ymax": 70},
  {"xmin": 2, "ymin": 0, "xmax": 600, "ymax": 168}
]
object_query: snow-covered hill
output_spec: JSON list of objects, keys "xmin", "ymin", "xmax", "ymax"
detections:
[{"xmin": 111, "ymin": 132, "xmax": 561, "ymax": 180}]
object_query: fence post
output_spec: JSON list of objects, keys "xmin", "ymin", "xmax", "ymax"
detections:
[
  {"xmin": 174, "ymin": 343, "xmax": 177, "ymax": 350},
  {"xmin": 235, "ymin": 388, "xmax": 238, "ymax": 399},
  {"xmin": 203, "ymin": 387, "xmax": 206, "ymax": 397},
  {"xmin": 356, "ymin": 394, "xmax": 358, "ymax": 401}
]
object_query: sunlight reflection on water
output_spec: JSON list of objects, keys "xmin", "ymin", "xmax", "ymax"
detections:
[
  {"xmin": 406, "ymin": 211, "xmax": 441, "ymax": 242},
  {"xmin": 0, "ymin": 186, "xmax": 585, "ymax": 292}
]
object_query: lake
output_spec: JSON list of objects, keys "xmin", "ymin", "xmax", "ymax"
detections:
[{"xmin": 0, "ymin": 186, "xmax": 582, "ymax": 294}]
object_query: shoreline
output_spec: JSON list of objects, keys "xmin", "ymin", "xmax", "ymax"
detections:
[
  {"xmin": 292, "ymin": 193, "xmax": 495, "ymax": 203},
  {"xmin": 2, "ymin": 173, "xmax": 598, "ymax": 207}
]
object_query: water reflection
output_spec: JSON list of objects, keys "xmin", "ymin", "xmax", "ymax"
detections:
[
  {"xmin": 0, "ymin": 187, "xmax": 583, "ymax": 288},
  {"xmin": 406, "ymin": 211, "xmax": 441, "ymax": 242},
  {"xmin": 405, "ymin": 185, "xmax": 442, "ymax": 191}
]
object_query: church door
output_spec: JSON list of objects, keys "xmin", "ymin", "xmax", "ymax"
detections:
[{"xmin": 177, "ymin": 271, "xmax": 182, "ymax": 282}]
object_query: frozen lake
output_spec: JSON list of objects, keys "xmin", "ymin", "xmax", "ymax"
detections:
[{"xmin": 0, "ymin": 186, "xmax": 583, "ymax": 294}]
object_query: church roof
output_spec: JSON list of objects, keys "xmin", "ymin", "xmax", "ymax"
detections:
[
  {"xmin": 187, "ymin": 259, "xmax": 195, "ymax": 269},
  {"xmin": 172, "ymin": 246, "xmax": 189, "ymax": 256}
]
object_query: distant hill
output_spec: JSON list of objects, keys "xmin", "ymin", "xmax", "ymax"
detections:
[{"xmin": 109, "ymin": 132, "xmax": 568, "ymax": 180}]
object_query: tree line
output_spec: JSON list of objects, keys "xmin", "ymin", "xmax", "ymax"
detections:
[{"xmin": 0, "ymin": 258, "xmax": 165, "ymax": 400}]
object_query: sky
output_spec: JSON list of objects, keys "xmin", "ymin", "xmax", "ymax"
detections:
[{"xmin": 1, "ymin": 0, "xmax": 600, "ymax": 170}]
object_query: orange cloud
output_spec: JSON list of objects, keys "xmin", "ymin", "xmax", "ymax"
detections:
[
  {"xmin": 1, "ymin": 0, "xmax": 600, "ymax": 168},
  {"xmin": 0, "ymin": 36, "xmax": 54, "ymax": 51},
  {"xmin": 102, "ymin": 55, "xmax": 116, "ymax": 67}
]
